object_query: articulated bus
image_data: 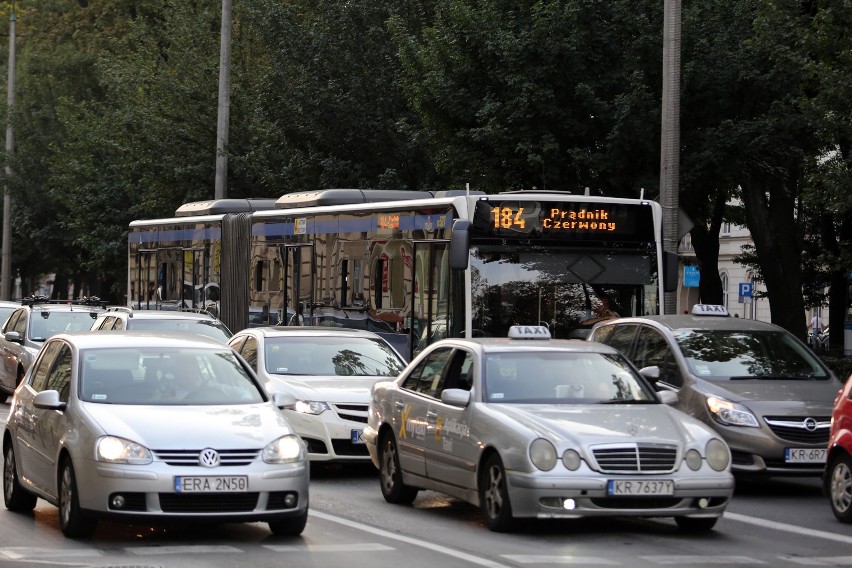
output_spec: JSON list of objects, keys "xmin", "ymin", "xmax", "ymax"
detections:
[{"xmin": 128, "ymin": 189, "xmax": 677, "ymax": 360}]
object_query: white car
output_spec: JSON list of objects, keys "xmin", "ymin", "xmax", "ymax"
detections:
[
  {"xmin": 3, "ymin": 331, "xmax": 309, "ymax": 538},
  {"xmin": 229, "ymin": 326, "xmax": 406, "ymax": 463},
  {"xmin": 365, "ymin": 325, "xmax": 735, "ymax": 532}
]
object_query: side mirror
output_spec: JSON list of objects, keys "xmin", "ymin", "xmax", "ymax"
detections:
[
  {"xmin": 33, "ymin": 389, "xmax": 66, "ymax": 411},
  {"xmin": 638, "ymin": 365, "xmax": 660, "ymax": 381},
  {"xmin": 441, "ymin": 388, "xmax": 471, "ymax": 408},
  {"xmin": 273, "ymin": 391, "xmax": 297, "ymax": 409},
  {"xmin": 449, "ymin": 219, "xmax": 470, "ymax": 270},
  {"xmin": 4, "ymin": 331, "xmax": 22, "ymax": 344},
  {"xmin": 657, "ymin": 390, "xmax": 678, "ymax": 405}
]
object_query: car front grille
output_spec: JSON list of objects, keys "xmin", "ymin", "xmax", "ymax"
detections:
[
  {"xmin": 152, "ymin": 449, "xmax": 261, "ymax": 466},
  {"xmin": 591, "ymin": 443, "xmax": 678, "ymax": 473},
  {"xmin": 331, "ymin": 439, "xmax": 370, "ymax": 456},
  {"xmin": 158, "ymin": 492, "xmax": 259, "ymax": 513},
  {"xmin": 332, "ymin": 403, "xmax": 369, "ymax": 424},
  {"xmin": 763, "ymin": 416, "xmax": 831, "ymax": 445},
  {"xmin": 590, "ymin": 497, "xmax": 683, "ymax": 509}
]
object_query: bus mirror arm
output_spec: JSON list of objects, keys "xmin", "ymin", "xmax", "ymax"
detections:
[
  {"xmin": 449, "ymin": 219, "xmax": 471, "ymax": 270},
  {"xmin": 663, "ymin": 251, "xmax": 678, "ymax": 293}
]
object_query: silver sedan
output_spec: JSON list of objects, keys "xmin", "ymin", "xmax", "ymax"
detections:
[
  {"xmin": 364, "ymin": 326, "xmax": 735, "ymax": 532},
  {"xmin": 3, "ymin": 331, "xmax": 309, "ymax": 538}
]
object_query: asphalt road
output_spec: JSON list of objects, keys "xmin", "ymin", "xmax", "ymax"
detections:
[{"xmin": 0, "ymin": 403, "xmax": 848, "ymax": 568}]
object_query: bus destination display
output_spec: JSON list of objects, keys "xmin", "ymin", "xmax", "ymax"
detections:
[{"xmin": 472, "ymin": 200, "xmax": 655, "ymax": 242}]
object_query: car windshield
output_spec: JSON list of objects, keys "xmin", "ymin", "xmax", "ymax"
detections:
[
  {"xmin": 29, "ymin": 311, "xmax": 98, "ymax": 341},
  {"xmin": 129, "ymin": 319, "xmax": 232, "ymax": 342},
  {"xmin": 483, "ymin": 351, "xmax": 656, "ymax": 404},
  {"xmin": 263, "ymin": 336, "xmax": 405, "ymax": 377},
  {"xmin": 672, "ymin": 329, "xmax": 829, "ymax": 380},
  {"xmin": 79, "ymin": 347, "xmax": 265, "ymax": 405}
]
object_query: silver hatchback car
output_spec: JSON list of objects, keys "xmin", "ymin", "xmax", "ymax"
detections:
[
  {"xmin": 365, "ymin": 325, "xmax": 734, "ymax": 532},
  {"xmin": 3, "ymin": 332, "xmax": 309, "ymax": 538},
  {"xmin": 589, "ymin": 304, "xmax": 843, "ymax": 476}
]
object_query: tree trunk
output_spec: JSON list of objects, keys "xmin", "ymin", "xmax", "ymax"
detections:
[
  {"xmin": 687, "ymin": 189, "xmax": 727, "ymax": 305},
  {"xmin": 739, "ymin": 178, "xmax": 807, "ymax": 337}
]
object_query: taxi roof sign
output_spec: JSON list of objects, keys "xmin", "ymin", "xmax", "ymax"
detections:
[
  {"xmin": 508, "ymin": 325, "xmax": 552, "ymax": 339},
  {"xmin": 691, "ymin": 304, "xmax": 730, "ymax": 317}
]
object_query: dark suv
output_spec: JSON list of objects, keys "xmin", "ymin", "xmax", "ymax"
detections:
[{"xmin": 0, "ymin": 296, "xmax": 106, "ymax": 401}]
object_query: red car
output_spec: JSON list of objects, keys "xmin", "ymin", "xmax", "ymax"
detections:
[{"xmin": 826, "ymin": 376, "xmax": 852, "ymax": 522}]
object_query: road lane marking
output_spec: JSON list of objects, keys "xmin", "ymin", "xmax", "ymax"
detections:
[
  {"xmin": 724, "ymin": 512, "xmax": 852, "ymax": 546},
  {"xmin": 310, "ymin": 510, "xmax": 514, "ymax": 568},
  {"xmin": 264, "ymin": 543, "xmax": 394, "ymax": 552},
  {"xmin": 780, "ymin": 556, "xmax": 852, "ymax": 566},
  {"xmin": 0, "ymin": 548, "xmax": 101, "ymax": 559},
  {"xmin": 641, "ymin": 556, "xmax": 765, "ymax": 565},
  {"xmin": 127, "ymin": 544, "xmax": 242, "ymax": 555},
  {"xmin": 502, "ymin": 555, "xmax": 619, "ymax": 564}
]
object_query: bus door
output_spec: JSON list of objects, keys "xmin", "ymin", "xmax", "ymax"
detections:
[
  {"xmin": 282, "ymin": 244, "xmax": 315, "ymax": 325},
  {"xmin": 412, "ymin": 241, "xmax": 451, "ymax": 359},
  {"xmin": 133, "ymin": 250, "xmax": 159, "ymax": 309},
  {"xmin": 181, "ymin": 248, "xmax": 207, "ymax": 309}
]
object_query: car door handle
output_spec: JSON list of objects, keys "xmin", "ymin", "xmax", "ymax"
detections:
[
  {"xmin": 426, "ymin": 410, "xmax": 437, "ymax": 419},
  {"xmin": 394, "ymin": 401, "xmax": 405, "ymax": 409}
]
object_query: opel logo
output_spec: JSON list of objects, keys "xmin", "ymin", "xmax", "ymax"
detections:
[
  {"xmin": 199, "ymin": 448, "xmax": 221, "ymax": 468},
  {"xmin": 802, "ymin": 418, "xmax": 818, "ymax": 431}
]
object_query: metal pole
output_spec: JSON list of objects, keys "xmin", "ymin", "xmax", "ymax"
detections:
[
  {"xmin": 1, "ymin": 3, "xmax": 16, "ymax": 300},
  {"xmin": 214, "ymin": 0, "xmax": 232, "ymax": 200},
  {"xmin": 659, "ymin": 0, "xmax": 681, "ymax": 315}
]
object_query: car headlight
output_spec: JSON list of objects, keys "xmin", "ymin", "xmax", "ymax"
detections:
[
  {"xmin": 263, "ymin": 435, "xmax": 305, "ymax": 463},
  {"xmin": 96, "ymin": 436, "xmax": 152, "ymax": 465},
  {"xmin": 705, "ymin": 438, "xmax": 730, "ymax": 471},
  {"xmin": 294, "ymin": 400, "xmax": 330, "ymax": 415},
  {"xmin": 705, "ymin": 395, "xmax": 759, "ymax": 427},
  {"xmin": 562, "ymin": 449, "xmax": 582, "ymax": 471},
  {"xmin": 685, "ymin": 449, "xmax": 702, "ymax": 471},
  {"xmin": 529, "ymin": 438, "xmax": 557, "ymax": 471}
]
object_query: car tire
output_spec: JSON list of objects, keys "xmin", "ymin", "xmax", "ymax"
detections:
[
  {"xmin": 378, "ymin": 434, "xmax": 418, "ymax": 504},
  {"xmin": 674, "ymin": 516, "xmax": 718, "ymax": 533},
  {"xmin": 828, "ymin": 453, "xmax": 852, "ymax": 523},
  {"xmin": 3, "ymin": 443, "xmax": 37, "ymax": 512},
  {"xmin": 479, "ymin": 453, "xmax": 516, "ymax": 532},
  {"xmin": 268, "ymin": 509, "xmax": 308, "ymax": 536},
  {"xmin": 59, "ymin": 458, "xmax": 97, "ymax": 538}
]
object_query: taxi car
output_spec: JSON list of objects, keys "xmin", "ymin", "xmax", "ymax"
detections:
[
  {"xmin": 588, "ymin": 304, "xmax": 843, "ymax": 476},
  {"xmin": 91, "ymin": 307, "xmax": 232, "ymax": 343},
  {"xmin": 826, "ymin": 374, "xmax": 852, "ymax": 522},
  {"xmin": 2, "ymin": 332, "xmax": 308, "ymax": 537},
  {"xmin": 229, "ymin": 326, "xmax": 406, "ymax": 463},
  {"xmin": 0, "ymin": 296, "xmax": 105, "ymax": 402},
  {"xmin": 364, "ymin": 326, "xmax": 734, "ymax": 532}
]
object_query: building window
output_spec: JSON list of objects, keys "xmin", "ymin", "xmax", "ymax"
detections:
[{"xmin": 720, "ymin": 272, "xmax": 729, "ymax": 309}]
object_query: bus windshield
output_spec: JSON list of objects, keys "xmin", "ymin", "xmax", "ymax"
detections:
[{"xmin": 470, "ymin": 244, "xmax": 659, "ymax": 339}]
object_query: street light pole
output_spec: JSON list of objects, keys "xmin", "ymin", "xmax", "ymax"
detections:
[
  {"xmin": 1, "ymin": 2, "xmax": 16, "ymax": 301},
  {"xmin": 659, "ymin": 0, "xmax": 682, "ymax": 315},
  {"xmin": 214, "ymin": 0, "xmax": 232, "ymax": 200}
]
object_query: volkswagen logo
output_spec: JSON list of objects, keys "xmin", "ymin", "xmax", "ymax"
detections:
[
  {"xmin": 199, "ymin": 448, "xmax": 221, "ymax": 468},
  {"xmin": 802, "ymin": 417, "xmax": 818, "ymax": 431}
]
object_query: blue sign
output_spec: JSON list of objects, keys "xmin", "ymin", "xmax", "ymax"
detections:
[
  {"xmin": 739, "ymin": 283, "xmax": 752, "ymax": 297},
  {"xmin": 683, "ymin": 266, "xmax": 700, "ymax": 288}
]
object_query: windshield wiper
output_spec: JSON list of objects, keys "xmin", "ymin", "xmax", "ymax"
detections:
[
  {"xmin": 601, "ymin": 399, "xmax": 657, "ymax": 405},
  {"xmin": 729, "ymin": 375, "xmax": 816, "ymax": 380}
]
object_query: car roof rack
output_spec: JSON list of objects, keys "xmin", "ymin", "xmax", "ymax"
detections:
[{"xmin": 20, "ymin": 295, "xmax": 108, "ymax": 309}]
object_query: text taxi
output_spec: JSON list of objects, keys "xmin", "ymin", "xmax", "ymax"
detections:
[{"xmin": 363, "ymin": 326, "xmax": 735, "ymax": 532}]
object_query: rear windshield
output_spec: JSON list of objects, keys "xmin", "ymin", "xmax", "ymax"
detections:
[
  {"xmin": 263, "ymin": 336, "xmax": 405, "ymax": 377},
  {"xmin": 673, "ymin": 329, "xmax": 829, "ymax": 380},
  {"xmin": 129, "ymin": 319, "xmax": 232, "ymax": 342}
]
